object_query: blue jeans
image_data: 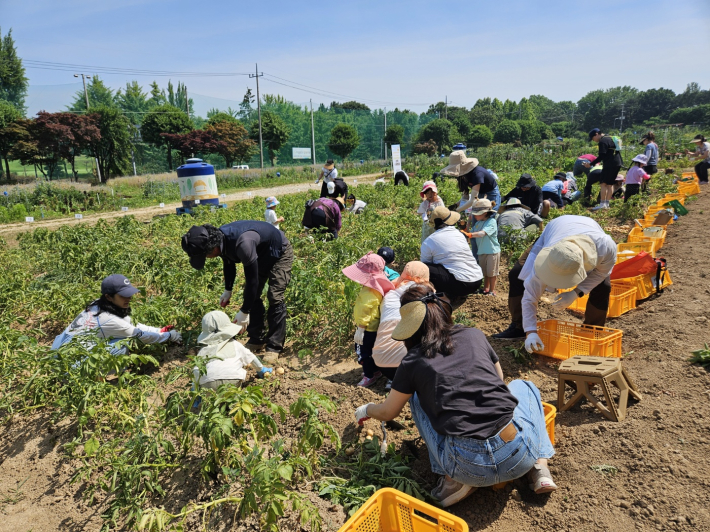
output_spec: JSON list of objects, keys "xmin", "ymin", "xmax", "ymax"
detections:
[
  {"xmin": 409, "ymin": 379, "xmax": 554, "ymax": 486},
  {"xmin": 480, "ymin": 185, "xmax": 501, "ymax": 211}
]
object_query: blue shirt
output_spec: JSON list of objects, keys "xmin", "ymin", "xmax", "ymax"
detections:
[
  {"xmin": 384, "ymin": 266, "xmax": 400, "ymax": 281},
  {"xmin": 643, "ymin": 142, "xmax": 658, "ymax": 166},
  {"xmin": 472, "ymin": 217, "xmax": 500, "ymax": 255},
  {"xmin": 541, "ymin": 179, "xmax": 564, "ymax": 195}
]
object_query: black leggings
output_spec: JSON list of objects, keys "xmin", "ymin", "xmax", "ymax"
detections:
[
  {"xmin": 695, "ymin": 161, "xmax": 710, "ymax": 183},
  {"xmin": 356, "ymin": 330, "xmax": 379, "ymax": 378},
  {"xmin": 624, "ymin": 184, "xmax": 640, "ymax": 202}
]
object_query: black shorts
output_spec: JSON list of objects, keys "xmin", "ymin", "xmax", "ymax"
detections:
[
  {"xmin": 643, "ymin": 165, "xmax": 657, "ymax": 175},
  {"xmin": 542, "ymin": 190, "xmax": 563, "ymax": 208},
  {"xmin": 600, "ymin": 165, "xmax": 621, "ymax": 185}
]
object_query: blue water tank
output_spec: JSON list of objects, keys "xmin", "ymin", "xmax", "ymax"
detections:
[
  {"xmin": 176, "ymin": 158, "xmax": 220, "ymax": 208},
  {"xmin": 453, "ymin": 143, "xmax": 467, "ymax": 152}
]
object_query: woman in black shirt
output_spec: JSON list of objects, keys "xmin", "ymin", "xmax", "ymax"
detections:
[{"xmin": 354, "ymin": 285, "xmax": 557, "ymax": 507}]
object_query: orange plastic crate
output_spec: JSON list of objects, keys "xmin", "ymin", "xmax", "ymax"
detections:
[
  {"xmin": 338, "ymin": 488, "xmax": 469, "ymax": 532},
  {"xmin": 616, "ymin": 241, "xmax": 656, "ymax": 263},
  {"xmin": 628, "ymin": 226, "xmax": 666, "ymax": 250},
  {"xmin": 543, "ymin": 402, "xmax": 557, "ymax": 445},
  {"xmin": 643, "ymin": 212, "xmax": 674, "ymax": 225},
  {"xmin": 657, "ymin": 193, "xmax": 685, "ymax": 206},
  {"xmin": 616, "ymin": 274, "xmax": 652, "ymax": 300},
  {"xmin": 678, "ymin": 182, "xmax": 701, "ymax": 195},
  {"xmin": 533, "ymin": 320, "xmax": 623, "ymax": 360},
  {"xmin": 566, "ymin": 282, "xmax": 637, "ymax": 318}
]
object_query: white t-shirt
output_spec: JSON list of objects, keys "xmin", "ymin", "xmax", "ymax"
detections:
[
  {"xmin": 417, "ymin": 197, "xmax": 445, "ymax": 222},
  {"xmin": 420, "ymin": 226, "xmax": 483, "ymax": 283},
  {"xmin": 321, "ymin": 167, "xmax": 338, "ymax": 183},
  {"xmin": 63, "ymin": 305, "xmax": 169, "ymax": 344},
  {"xmin": 197, "ymin": 339, "xmax": 257, "ymax": 384},
  {"xmin": 347, "ymin": 199, "xmax": 367, "ymax": 214},
  {"xmin": 264, "ymin": 208, "xmax": 279, "ymax": 229},
  {"xmin": 519, "ymin": 215, "xmax": 617, "ymax": 332}
]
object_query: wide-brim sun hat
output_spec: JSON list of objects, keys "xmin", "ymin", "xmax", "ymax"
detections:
[
  {"xmin": 534, "ymin": 235, "xmax": 598, "ymax": 289},
  {"xmin": 391, "ymin": 300, "xmax": 427, "ymax": 341},
  {"xmin": 470, "ymin": 198, "xmax": 495, "ymax": 215},
  {"xmin": 498, "ymin": 197, "xmax": 531, "ymax": 214},
  {"xmin": 324, "ymin": 160, "xmax": 335, "ymax": 169},
  {"xmin": 265, "ymin": 196, "xmax": 279, "ymax": 208},
  {"xmin": 440, "ymin": 150, "xmax": 479, "ymax": 177},
  {"xmin": 420, "ymin": 180, "xmax": 438, "ymax": 198},
  {"xmin": 632, "ymin": 154, "xmax": 648, "ymax": 165},
  {"xmin": 428, "ymin": 206, "xmax": 460, "ymax": 227},
  {"xmin": 342, "ymin": 252, "xmax": 395, "ymax": 297},
  {"xmin": 197, "ymin": 310, "xmax": 243, "ymax": 346},
  {"xmin": 690, "ymin": 136, "xmax": 704, "ymax": 143}
]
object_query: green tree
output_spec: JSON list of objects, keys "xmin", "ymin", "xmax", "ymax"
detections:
[
  {"xmin": 384, "ymin": 124, "xmax": 405, "ymax": 148},
  {"xmin": 0, "ymin": 28, "xmax": 28, "ymax": 112},
  {"xmin": 550, "ymin": 121, "xmax": 574, "ymax": 138},
  {"xmin": 88, "ymin": 106, "xmax": 133, "ymax": 181},
  {"xmin": 148, "ymin": 82, "xmax": 166, "ymax": 108},
  {"xmin": 205, "ymin": 119, "xmax": 257, "ymax": 167},
  {"xmin": 0, "ymin": 99, "xmax": 22, "ymax": 178},
  {"xmin": 250, "ymin": 111, "xmax": 290, "ymax": 166},
  {"xmin": 415, "ymin": 118, "xmax": 458, "ymax": 154},
  {"xmin": 494, "ymin": 119, "xmax": 522, "ymax": 143},
  {"xmin": 517, "ymin": 120, "xmax": 553, "ymax": 145},
  {"xmin": 141, "ymin": 104, "xmax": 193, "ymax": 170},
  {"xmin": 331, "ymin": 101, "xmax": 370, "ymax": 112},
  {"xmin": 629, "ymin": 88, "xmax": 676, "ymax": 125},
  {"xmin": 467, "ymin": 125, "xmax": 493, "ymax": 148},
  {"xmin": 577, "ymin": 86, "xmax": 638, "ymax": 132},
  {"xmin": 328, "ymin": 123, "xmax": 360, "ymax": 161},
  {"xmin": 115, "ymin": 81, "xmax": 149, "ymax": 126},
  {"xmin": 68, "ymin": 76, "xmax": 117, "ymax": 113},
  {"xmin": 668, "ymin": 104, "xmax": 710, "ymax": 126},
  {"xmin": 470, "ymin": 97, "xmax": 503, "ymax": 130},
  {"xmin": 239, "ymin": 88, "xmax": 255, "ymax": 121}
]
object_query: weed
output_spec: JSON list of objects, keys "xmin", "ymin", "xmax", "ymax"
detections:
[
  {"xmin": 504, "ymin": 342, "xmax": 531, "ymax": 363},
  {"xmin": 590, "ymin": 464, "xmax": 618, "ymax": 476},
  {"xmin": 0, "ymin": 476, "xmax": 28, "ymax": 513},
  {"xmin": 690, "ymin": 344, "xmax": 710, "ymax": 368}
]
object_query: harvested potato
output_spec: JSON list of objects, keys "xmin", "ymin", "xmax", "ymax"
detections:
[
  {"xmin": 276, "ymin": 367, "xmax": 285, "ymax": 375},
  {"xmin": 366, "ymin": 429, "xmax": 374, "ymax": 437}
]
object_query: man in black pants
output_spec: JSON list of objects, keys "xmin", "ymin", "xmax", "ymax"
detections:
[
  {"xmin": 182, "ymin": 221, "xmax": 293, "ymax": 357},
  {"xmin": 394, "ymin": 170, "xmax": 410, "ymax": 186},
  {"xmin": 588, "ymin": 128, "xmax": 622, "ymax": 210},
  {"xmin": 493, "ymin": 216, "xmax": 616, "ymax": 354}
]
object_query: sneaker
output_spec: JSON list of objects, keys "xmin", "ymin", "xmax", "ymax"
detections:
[
  {"xmin": 492, "ymin": 323, "xmax": 526, "ymax": 339},
  {"xmin": 431, "ymin": 476, "xmax": 476, "ymax": 508},
  {"xmin": 590, "ymin": 203, "xmax": 605, "ymax": 211},
  {"xmin": 528, "ymin": 464, "xmax": 558, "ymax": 494},
  {"xmin": 257, "ymin": 367, "xmax": 273, "ymax": 379},
  {"xmin": 485, "ymin": 291, "xmax": 497, "ymax": 297},
  {"xmin": 385, "ymin": 379, "xmax": 393, "ymax": 391},
  {"xmin": 357, "ymin": 371, "xmax": 382, "ymax": 388},
  {"xmin": 244, "ymin": 342, "xmax": 266, "ymax": 352}
]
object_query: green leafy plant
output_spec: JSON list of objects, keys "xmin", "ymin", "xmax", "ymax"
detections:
[{"xmin": 690, "ymin": 344, "xmax": 710, "ymax": 368}]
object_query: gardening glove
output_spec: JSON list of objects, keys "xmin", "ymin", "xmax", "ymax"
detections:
[
  {"xmin": 314, "ymin": 179, "xmax": 320, "ymax": 184},
  {"xmin": 233, "ymin": 310, "xmax": 250, "ymax": 329},
  {"xmin": 219, "ymin": 290, "xmax": 232, "ymax": 308},
  {"xmin": 257, "ymin": 367, "xmax": 273, "ymax": 379},
  {"xmin": 168, "ymin": 330, "xmax": 183, "ymax": 344},
  {"xmin": 354, "ymin": 326, "xmax": 366, "ymax": 345},
  {"xmin": 355, "ymin": 403, "xmax": 374, "ymax": 425},
  {"xmin": 551, "ymin": 290, "xmax": 578, "ymax": 310},
  {"xmin": 159, "ymin": 325, "xmax": 174, "ymax": 333},
  {"xmin": 524, "ymin": 333, "xmax": 544, "ymax": 354}
]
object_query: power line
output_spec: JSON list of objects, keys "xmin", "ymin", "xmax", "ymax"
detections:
[{"xmin": 23, "ymin": 60, "xmax": 251, "ymax": 77}]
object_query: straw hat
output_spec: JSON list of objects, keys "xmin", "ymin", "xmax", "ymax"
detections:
[
  {"xmin": 324, "ymin": 159, "xmax": 335, "ymax": 169},
  {"xmin": 498, "ymin": 197, "xmax": 530, "ymax": 214},
  {"xmin": 197, "ymin": 310, "xmax": 243, "ymax": 346},
  {"xmin": 342, "ymin": 252, "xmax": 395, "ymax": 297},
  {"xmin": 391, "ymin": 300, "xmax": 427, "ymax": 341},
  {"xmin": 533, "ymin": 235, "xmax": 598, "ymax": 289},
  {"xmin": 428, "ymin": 206, "xmax": 460, "ymax": 227},
  {"xmin": 470, "ymin": 198, "xmax": 495, "ymax": 215},
  {"xmin": 690, "ymin": 135, "xmax": 705, "ymax": 143},
  {"xmin": 440, "ymin": 150, "xmax": 479, "ymax": 177}
]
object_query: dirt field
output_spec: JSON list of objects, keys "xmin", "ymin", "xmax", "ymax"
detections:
[{"xmin": 1, "ymin": 192, "xmax": 709, "ymax": 531}]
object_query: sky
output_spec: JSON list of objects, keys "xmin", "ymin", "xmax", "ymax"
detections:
[{"xmin": 3, "ymin": 0, "xmax": 710, "ymax": 117}]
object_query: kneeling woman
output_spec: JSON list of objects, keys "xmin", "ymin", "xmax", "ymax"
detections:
[
  {"xmin": 52, "ymin": 274, "xmax": 182, "ymax": 355},
  {"xmin": 355, "ymin": 285, "xmax": 557, "ymax": 507}
]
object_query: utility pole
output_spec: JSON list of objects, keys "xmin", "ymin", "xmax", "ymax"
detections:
[
  {"xmin": 384, "ymin": 107, "xmax": 387, "ymax": 163},
  {"xmin": 310, "ymin": 99, "xmax": 316, "ymax": 167},
  {"xmin": 618, "ymin": 103, "xmax": 626, "ymax": 133},
  {"xmin": 250, "ymin": 64, "xmax": 264, "ymax": 169},
  {"xmin": 74, "ymin": 73, "xmax": 91, "ymax": 110}
]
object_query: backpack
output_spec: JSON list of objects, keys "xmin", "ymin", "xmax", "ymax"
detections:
[{"xmin": 610, "ymin": 136, "xmax": 622, "ymax": 153}]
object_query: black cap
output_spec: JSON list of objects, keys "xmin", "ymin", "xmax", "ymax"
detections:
[
  {"xmin": 101, "ymin": 274, "xmax": 140, "ymax": 297},
  {"xmin": 517, "ymin": 173, "xmax": 536, "ymax": 188},
  {"xmin": 554, "ymin": 172, "xmax": 567, "ymax": 180},
  {"xmin": 181, "ymin": 225, "xmax": 211, "ymax": 270},
  {"xmin": 588, "ymin": 128, "xmax": 601, "ymax": 140},
  {"xmin": 377, "ymin": 246, "xmax": 395, "ymax": 264}
]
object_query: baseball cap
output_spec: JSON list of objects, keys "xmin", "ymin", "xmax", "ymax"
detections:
[
  {"xmin": 101, "ymin": 274, "xmax": 140, "ymax": 297},
  {"xmin": 181, "ymin": 225, "xmax": 211, "ymax": 270},
  {"xmin": 377, "ymin": 246, "xmax": 395, "ymax": 264},
  {"xmin": 588, "ymin": 128, "xmax": 601, "ymax": 140}
]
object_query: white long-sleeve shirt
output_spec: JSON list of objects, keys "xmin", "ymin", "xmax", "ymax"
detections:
[
  {"xmin": 519, "ymin": 215, "xmax": 616, "ymax": 332},
  {"xmin": 62, "ymin": 305, "xmax": 170, "ymax": 344},
  {"xmin": 197, "ymin": 339, "xmax": 258, "ymax": 384}
]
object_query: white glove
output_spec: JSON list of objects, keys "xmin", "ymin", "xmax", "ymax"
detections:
[
  {"xmin": 233, "ymin": 310, "xmax": 250, "ymax": 328},
  {"xmin": 354, "ymin": 326, "xmax": 365, "ymax": 345},
  {"xmin": 355, "ymin": 403, "xmax": 374, "ymax": 425},
  {"xmin": 219, "ymin": 290, "xmax": 232, "ymax": 308},
  {"xmin": 168, "ymin": 330, "xmax": 183, "ymax": 344},
  {"xmin": 552, "ymin": 290, "xmax": 578, "ymax": 310},
  {"xmin": 525, "ymin": 333, "xmax": 544, "ymax": 354},
  {"xmin": 314, "ymin": 179, "xmax": 320, "ymax": 184}
]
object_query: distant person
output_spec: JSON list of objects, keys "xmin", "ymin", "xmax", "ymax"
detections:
[
  {"xmin": 315, "ymin": 159, "xmax": 338, "ymax": 197},
  {"xmin": 377, "ymin": 246, "xmax": 400, "ymax": 281},
  {"xmin": 327, "ymin": 177, "xmax": 348, "ymax": 199},
  {"xmin": 417, "ymin": 181, "xmax": 445, "ymax": 243},
  {"xmin": 686, "ymin": 134, "xmax": 710, "ymax": 185},
  {"xmin": 561, "ymin": 173, "xmax": 581, "ymax": 205},
  {"xmin": 503, "ymin": 174, "xmax": 546, "ymax": 216},
  {"xmin": 264, "ymin": 196, "xmax": 284, "ymax": 229},
  {"xmin": 540, "ymin": 172, "xmax": 567, "ymax": 210},
  {"xmin": 588, "ymin": 128, "xmax": 623, "ymax": 210},
  {"xmin": 394, "ymin": 170, "xmax": 410, "ymax": 186},
  {"xmin": 573, "ymin": 153, "xmax": 596, "ymax": 177},
  {"xmin": 624, "ymin": 155, "xmax": 650, "ymax": 203},
  {"xmin": 441, "ymin": 151, "xmax": 501, "ymax": 212},
  {"xmin": 639, "ymin": 132, "xmax": 658, "ymax": 193},
  {"xmin": 302, "ymin": 197, "xmax": 345, "ymax": 239},
  {"xmin": 345, "ymin": 193, "xmax": 367, "ymax": 214},
  {"xmin": 583, "ymin": 164, "xmax": 603, "ymax": 205},
  {"xmin": 497, "ymin": 198, "xmax": 543, "ymax": 243}
]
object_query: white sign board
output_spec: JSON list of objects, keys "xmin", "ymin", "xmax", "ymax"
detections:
[
  {"xmin": 74, "ymin": 214, "xmax": 83, "ymax": 219},
  {"xmin": 195, "ymin": 199, "xmax": 200, "ymax": 205},
  {"xmin": 292, "ymin": 147, "xmax": 312, "ymax": 159},
  {"xmin": 391, "ymin": 144, "xmax": 402, "ymax": 174},
  {"xmin": 121, "ymin": 207, "xmax": 129, "ymax": 212},
  {"xmin": 25, "ymin": 216, "xmax": 34, "ymax": 223},
  {"xmin": 159, "ymin": 203, "xmax": 165, "ymax": 208}
]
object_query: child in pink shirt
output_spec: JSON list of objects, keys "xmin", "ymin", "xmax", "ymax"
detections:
[{"xmin": 624, "ymin": 154, "xmax": 650, "ymax": 202}]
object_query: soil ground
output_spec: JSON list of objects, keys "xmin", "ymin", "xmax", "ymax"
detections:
[
  {"xmin": 1, "ymin": 190, "xmax": 710, "ymax": 531},
  {"xmin": 0, "ymin": 173, "xmax": 384, "ymax": 246}
]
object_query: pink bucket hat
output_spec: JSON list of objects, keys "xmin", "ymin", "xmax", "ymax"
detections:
[
  {"xmin": 420, "ymin": 180, "xmax": 438, "ymax": 198},
  {"xmin": 342, "ymin": 252, "xmax": 395, "ymax": 297}
]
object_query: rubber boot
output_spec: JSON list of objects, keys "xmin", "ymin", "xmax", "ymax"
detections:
[
  {"xmin": 493, "ymin": 295, "xmax": 525, "ymax": 339},
  {"xmin": 583, "ymin": 302, "xmax": 607, "ymax": 328}
]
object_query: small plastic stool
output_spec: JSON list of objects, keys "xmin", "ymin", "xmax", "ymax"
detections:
[{"xmin": 557, "ymin": 356, "xmax": 642, "ymax": 422}]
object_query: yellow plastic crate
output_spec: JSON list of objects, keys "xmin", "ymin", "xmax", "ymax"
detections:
[
  {"xmin": 628, "ymin": 226, "xmax": 666, "ymax": 250},
  {"xmin": 678, "ymin": 182, "xmax": 701, "ymax": 196},
  {"xmin": 616, "ymin": 241, "xmax": 656, "ymax": 263},
  {"xmin": 543, "ymin": 402, "xmax": 557, "ymax": 445},
  {"xmin": 338, "ymin": 488, "xmax": 469, "ymax": 532},
  {"xmin": 642, "ymin": 268, "xmax": 673, "ymax": 294},
  {"xmin": 533, "ymin": 320, "xmax": 623, "ymax": 360},
  {"xmin": 566, "ymin": 283, "xmax": 637, "ymax": 318},
  {"xmin": 657, "ymin": 193, "xmax": 685, "ymax": 206},
  {"xmin": 643, "ymin": 212, "xmax": 674, "ymax": 225}
]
